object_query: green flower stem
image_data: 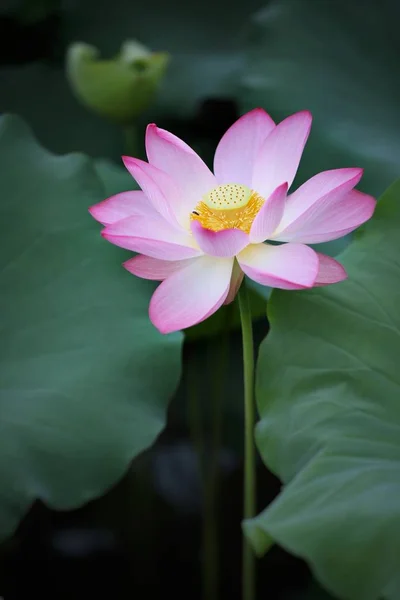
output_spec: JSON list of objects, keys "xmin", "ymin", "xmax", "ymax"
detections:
[
  {"xmin": 238, "ymin": 279, "xmax": 256, "ymax": 600},
  {"xmin": 203, "ymin": 475, "xmax": 218, "ymax": 600},
  {"xmin": 123, "ymin": 124, "xmax": 138, "ymax": 156}
]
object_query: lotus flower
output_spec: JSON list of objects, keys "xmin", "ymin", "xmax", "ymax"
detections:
[{"xmin": 90, "ymin": 109, "xmax": 376, "ymax": 334}]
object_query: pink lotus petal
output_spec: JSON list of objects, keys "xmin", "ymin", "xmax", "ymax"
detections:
[
  {"xmin": 273, "ymin": 168, "xmax": 363, "ymax": 238},
  {"xmin": 224, "ymin": 260, "xmax": 244, "ymax": 304},
  {"xmin": 145, "ymin": 124, "xmax": 216, "ymax": 219},
  {"xmin": 124, "ymin": 255, "xmax": 195, "ymax": 280},
  {"xmin": 102, "ymin": 215, "xmax": 202, "ymax": 260},
  {"xmin": 314, "ymin": 253, "xmax": 347, "ymax": 286},
  {"xmin": 89, "ymin": 191, "xmax": 157, "ymax": 225},
  {"xmin": 249, "ymin": 183, "xmax": 288, "ymax": 243},
  {"xmin": 147, "ymin": 125, "xmax": 198, "ymax": 155},
  {"xmin": 191, "ymin": 221, "xmax": 249, "ymax": 257},
  {"xmin": 149, "ymin": 256, "xmax": 234, "ymax": 333},
  {"xmin": 275, "ymin": 189, "xmax": 376, "ymax": 244},
  {"xmin": 237, "ymin": 242, "xmax": 318, "ymax": 290},
  {"xmin": 252, "ymin": 111, "xmax": 312, "ymax": 199},
  {"xmin": 122, "ymin": 156, "xmax": 182, "ymax": 227},
  {"xmin": 213, "ymin": 108, "xmax": 275, "ymax": 187}
]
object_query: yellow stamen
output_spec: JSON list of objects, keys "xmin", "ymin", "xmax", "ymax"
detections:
[{"xmin": 190, "ymin": 184, "xmax": 264, "ymax": 234}]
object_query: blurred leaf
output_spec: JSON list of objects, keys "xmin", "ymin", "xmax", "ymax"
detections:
[
  {"xmin": 0, "ymin": 115, "xmax": 182, "ymax": 541},
  {"xmin": 311, "ymin": 237, "xmax": 351, "ymax": 259},
  {"xmin": 289, "ymin": 581, "xmax": 338, "ymax": 600},
  {"xmin": 245, "ymin": 179, "xmax": 400, "ymax": 600},
  {"xmin": 238, "ymin": 0, "xmax": 400, "ymax": 198},
  {"xmin": 94, "ymin": 157, "xmax": 137, "ymax": 196},
  {"xmin": 0, "ymin": 64, "xmax": 125, "ymax": 158}
]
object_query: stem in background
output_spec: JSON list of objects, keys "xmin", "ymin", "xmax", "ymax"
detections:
[
  {"xmin": 123, "ymin": 124, "xmax": 138, "ymax": 156},
  {"xmin": 187, "ymin": 341, "xmax": 217, "ymax": 600},
  {"xmin": 187, "ymin": 345, "xmax": 205, "ymax": 481},
  {"xmin": 203, "ymin": 303, "xmax": 233, "ymax": 600},
  {"xmin": 203, "ymin": 451, "xmax": 218, "ymax": 600},
  {"xmin": 238, "ymin": 279, "xmax": 256, "ymax": 600}
]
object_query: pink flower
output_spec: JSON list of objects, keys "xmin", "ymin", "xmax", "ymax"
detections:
[{"xmin": 90, "ymin": 109, "xmax": 376, "ymax": 334}]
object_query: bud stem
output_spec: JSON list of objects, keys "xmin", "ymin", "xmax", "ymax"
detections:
[
  {"xmin": 238, "ymin": 279, "xmax": 257, "ymax": 600},
  {"xmin": 123, "ymin": 124, "xmax": 139, "ymax": 157}
]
